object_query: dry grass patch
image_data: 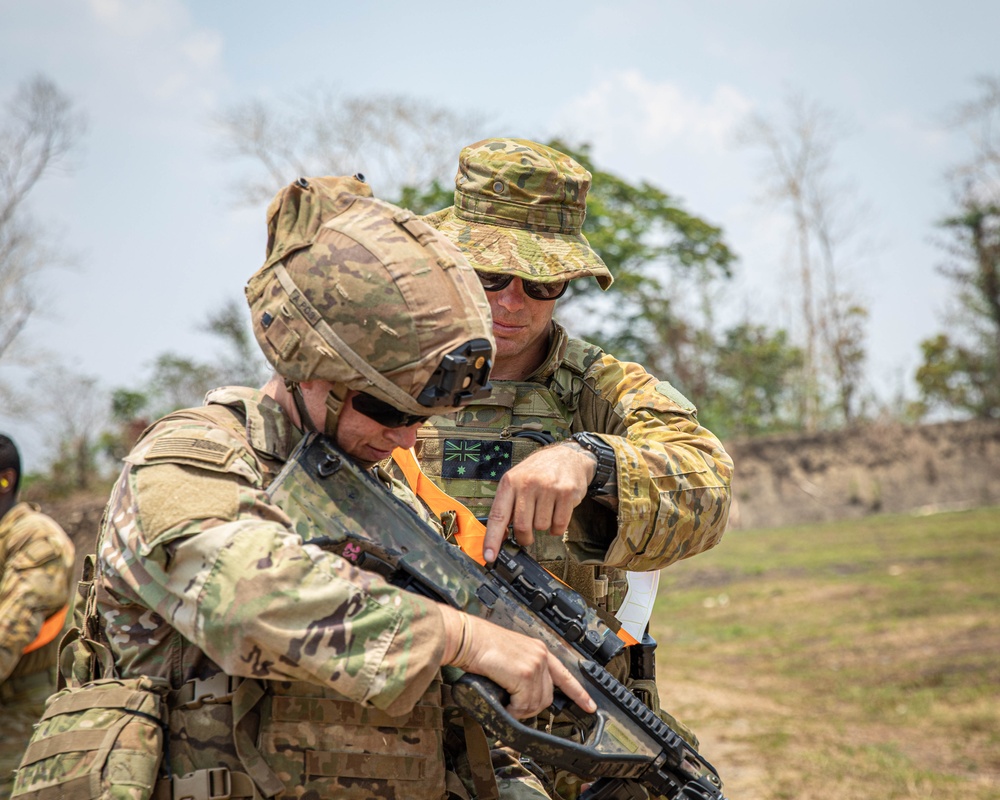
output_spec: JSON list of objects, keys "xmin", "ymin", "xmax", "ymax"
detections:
[{"xmin": 651, "ymin": 506, "xmax": 1000, "ymax": 800}]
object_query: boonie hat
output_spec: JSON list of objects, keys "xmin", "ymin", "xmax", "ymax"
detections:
[{"xmin": 424, "ymin": 138, "xmax": 613, "ymax": 290}]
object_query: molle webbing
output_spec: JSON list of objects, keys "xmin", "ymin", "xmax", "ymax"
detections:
[{"xmin": 270, "ymin": 694, "xmax": 443, "ymax": 730}]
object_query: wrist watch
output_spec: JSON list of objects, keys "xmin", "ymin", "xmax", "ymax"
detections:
[{"xmin": 569, "ymin": 432, "xmax": 616, "ymax": 496}]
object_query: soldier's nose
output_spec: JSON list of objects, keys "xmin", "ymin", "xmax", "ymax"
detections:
[{"xmin": 387, "ymin": 424, "xmax": 420, "ymax": 449}]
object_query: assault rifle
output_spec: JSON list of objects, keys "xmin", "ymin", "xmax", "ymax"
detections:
[{"xmin": 267, "ymin": 433, "xmax": 727, "ymax": 800}]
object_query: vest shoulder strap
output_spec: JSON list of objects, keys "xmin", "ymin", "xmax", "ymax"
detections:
[{"xmin": 549, "ymin": 337, "xmax": 604, "ymax": 412}]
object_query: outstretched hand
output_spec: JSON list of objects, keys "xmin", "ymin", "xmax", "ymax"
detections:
[{"xmin": 483, "ymin": 442, "xmax": 596, "ymax": 562}]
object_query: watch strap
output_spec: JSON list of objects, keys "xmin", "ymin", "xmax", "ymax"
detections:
[{"xmin": 569, "ymin": 432, "xmax": 615, "ymax": 496}]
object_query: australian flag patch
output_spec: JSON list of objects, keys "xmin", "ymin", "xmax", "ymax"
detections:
[{"xmin": 441, "ymin": 439, "xmax": 514, "ymax": 482}]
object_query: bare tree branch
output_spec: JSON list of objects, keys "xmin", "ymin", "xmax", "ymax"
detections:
[
  {"xmin": 214, "ymin": 85, "xmax": 489, "ymax": 205},
  {"xmin": 0, "ymin": 74, "xmax": 86, "ymax": 365},
  {"xmin": 738, "ymin": 92, "xmax": 870, "ymax": 428}
]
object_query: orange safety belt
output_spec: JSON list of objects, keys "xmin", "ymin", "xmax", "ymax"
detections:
[
  {"xmin": 391, "ymin": 447, "xmax": 639, "ymax": 646},
  {"xmin": 22, "ymin": 604, "xmax": 68, "ymax": 654}
]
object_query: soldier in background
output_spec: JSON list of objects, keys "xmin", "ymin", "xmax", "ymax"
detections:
[
  {"xmin": 0, "ymin": 434, "xmax": 75, "ymax": 800},
  {"xmin": 412, "ymin": 139, "xmax": 734, "ymax": 797},
  {"xmin": 86, "ymin": 177, "xmax": 592, "ymax": 800}
]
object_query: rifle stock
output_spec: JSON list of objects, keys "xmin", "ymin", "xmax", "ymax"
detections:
[{"xmin": 267, "ymin": 433, "xmax": 727, "ymax": 800}]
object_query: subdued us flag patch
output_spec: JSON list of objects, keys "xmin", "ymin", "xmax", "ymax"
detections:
[{"xmin": 441, "ymin": 439, "xmax": 514, "ymax": 481}]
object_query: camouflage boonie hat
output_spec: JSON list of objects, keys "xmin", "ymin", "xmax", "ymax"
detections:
[
  {"xmin": 424, "ymin": 139, "xmax": 613, "ymax": 290},
  {"xmin": 245, "ymin": 176, "xmax": 495, "ymax": 417}
]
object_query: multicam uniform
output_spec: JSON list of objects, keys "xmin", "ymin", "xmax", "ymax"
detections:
[
  {"xmin": 409, "ymin": 321, "xmax": 733, "ymax": 795},
  {"xmin": 0, "ymin": 504, "xmax": 74, "ymax": 800},
  {"xmin": 413, "ymin": 321, "xmax": 733, "ymax": 615},
  {"xmin": 95, "ymin": 387, "xmax": 546, "ymax": 800}
]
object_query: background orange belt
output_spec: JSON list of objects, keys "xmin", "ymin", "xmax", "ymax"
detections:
[{"xmin": 23, "ymin": 604, "xmax": 68, "ymax": 654}]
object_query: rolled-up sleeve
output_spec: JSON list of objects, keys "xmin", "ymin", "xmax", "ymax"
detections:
[{"xmin": 570, "ymin": 356, "xmax": 733, "ymax": 571}]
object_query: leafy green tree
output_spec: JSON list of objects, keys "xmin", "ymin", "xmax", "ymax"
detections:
[
  {"xmin": 915, "ymin": 77, "xmax": 1000, "ymax": 420},
  {"xmin": 549, "ymin": 140, "xmax": 735, "ymax": 357},
  {"xmin": 395, "ymin": 179, "xmax": 452, "ymax": 215},
  {"xmin": 914, "ymin": 333, "xmax": 999, "ymax": 419},
  {"xmin": 396, "ymin": 139, "xmax": 816, "ymax": 437},
  {"xmin": 915, "ymin": 201, "xmax": 1000, "ymax": 419},
  {"xmin": 110, "ymin": 298, "xmax": 271, "ymax": 433},
  {"xmin": 699, "ymin": 324, "xmax": 805, "ymax": 439},
  {"xmin": 98, "ymin": 389, "xmax": 151, "ymax": 464}
]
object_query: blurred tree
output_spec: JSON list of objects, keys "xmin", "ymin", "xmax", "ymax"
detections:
[
  {"xmin": 914, "ymin": 333, "xmax": 998, "ymax": 419},
  {"xmin": 700, "ymin": 324, "xmax": 805, "ymax": 439},
  {"xmin": 36, "ymin": 371, "xmax": 109, "ymax": 497},
  {"xmin": 0, "ymin": 75, "xmax": 85, "ymax": 416},
  {"xmin": 199, "ymin": 298, "xmax": 271, "ymax": 389},
  {"xmin": 0, "ymin": 75, "xmax": 86, "ymax": 366},
  {"xmin": 914, "ymin": 76, "xmax": 1000, "ymax": 420},
  {"xmin": 98, "ymin": 388, "xmax": 151, "ymax": 463},
  {"xmin": 396, "ymin": 179, "xmax": 453, "ymax": 216},
  {"xmin": 399, "ymin": 140, "xmax": 814, "ymax": 436},
  {"xmin": 216, "ymin": 86, "xmax": 486, "ymax": 205},
  {"xmin": 738, "ymin": 93, "xmax": 871, "ymax": 429},
  {"xmin": 548, "ymin": 140, "xmax": 736, "ymax": 392},
  {"xmin": 111, "ymin": 298, "xmax": 271, "ymax": 427}
]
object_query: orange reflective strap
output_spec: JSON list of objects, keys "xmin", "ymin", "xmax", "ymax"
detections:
[
  {"xmin": 391, "ymin": 447, "xmax": 487, "ymax": 565},
  {"xmin": 23, "ymin": 604, "xmax": 69, "ymax": 654}
]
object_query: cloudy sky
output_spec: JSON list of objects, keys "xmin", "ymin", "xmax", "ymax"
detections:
[{"xmin": 2, "ymin": 0, "xmax": 997, "ymax": 469}]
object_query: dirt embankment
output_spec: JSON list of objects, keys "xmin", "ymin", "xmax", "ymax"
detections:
[
  {"xmin": 725, "ymin": 418, "xmax": 1000, "ymax": 529},
  {"xmin": 35, "ymin": 418, "xmax": 1000, "ymax": 558}
]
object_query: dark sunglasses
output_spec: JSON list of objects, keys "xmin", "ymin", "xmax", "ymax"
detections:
[
  {"xmin": 475, "ymin": 271, "xmax": 568, "ymax": 301},
  {"xmin": 351, "ymin": 392, "xmax": 430, "ymax": 429}
]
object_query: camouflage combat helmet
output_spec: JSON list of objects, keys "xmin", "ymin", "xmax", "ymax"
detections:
[
  {"xmin": 245, "ymin": 176, "xmax": 495, "ymax": 434},
  {"xmin": 423, "ymin": 138, "xmax": 613, "ymax": 290}
]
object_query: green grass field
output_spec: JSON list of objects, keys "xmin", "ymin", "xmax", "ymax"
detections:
[{"xmin": 651, "ymin": 506, "xmax": 1000, "ymax": 800}]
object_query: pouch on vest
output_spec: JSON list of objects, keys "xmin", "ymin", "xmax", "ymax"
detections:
[{"xmin": 11, "ymin": 675, "xmax": 168, "ymax": 800}]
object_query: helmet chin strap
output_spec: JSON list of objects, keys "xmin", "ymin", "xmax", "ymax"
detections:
[
  {"xmin": 286, "ymin": 380, "xmax": 315, "ymax": 432},
  {"xmin": 323, "ymin": 383, "xmax": 349, "ymax": 439},
  {"xmin": 285, "ymin": 378, "xmax": 349, "ymax": 440}
]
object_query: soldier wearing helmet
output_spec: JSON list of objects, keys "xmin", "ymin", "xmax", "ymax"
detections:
[
  {"xmin": 82, "ymin": 177, "xmax": 593, "ymax": 800},
  {"xmin": 405, "ymin": 139, "xmax": 734, "ymax": 796}
]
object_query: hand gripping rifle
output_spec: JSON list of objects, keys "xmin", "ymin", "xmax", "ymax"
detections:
[{"xmin": 267, "ymin": 433, "xmax": 728, "ymax": 800}]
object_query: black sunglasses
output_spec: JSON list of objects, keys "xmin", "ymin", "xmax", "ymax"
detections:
[
  {"xmin": 475, "ymin": 271, "xmax": 568, "ymax": 301},
  {"xmin": 351, "ymin": 392, "xmax": 430, "ymax": 429}
]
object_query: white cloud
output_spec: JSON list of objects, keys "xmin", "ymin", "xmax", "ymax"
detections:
[
  {"xmin": 88, "ymin": 0, "xmax": 189, "ymax": 37},
  {"xmin": 552, "ymin": 69, "xmax": 755, "ymax": 158},
  {"xmin": 79, "ymin": 0, "xmax": 225, "ymax": 114}
]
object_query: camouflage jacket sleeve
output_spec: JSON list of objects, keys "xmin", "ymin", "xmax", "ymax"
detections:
[
  {"xmin": 100, "ymin": 416, "xmax": 447, "ymax": 717},
  {"xmin": 0, "ymin": 504, "xmax": 75, "ymax": 681},
  {"xmin": 568, "ymin": 353, "xmax": 733, "ymax": 572}
]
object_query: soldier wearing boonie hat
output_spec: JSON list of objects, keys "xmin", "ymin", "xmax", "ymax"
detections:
[
  {"xmin": 31, "ymin": 176, "xmax": 595, "ymax": 800},
  {"xmin": 409, "ymin": 139, "xmax": 734, "ymax": 798},
  {"xmin": 424, "ymin": 139, "xmax": 613, "ymax": 289}
]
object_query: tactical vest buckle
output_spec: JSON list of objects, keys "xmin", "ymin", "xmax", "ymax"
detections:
[
  {"xmin": 176, "ymin": 673, "xmax": 241, "ymax": 709},
  {"xmin": 173, "ymin": 767, "xmax": 232, "ymax": 800}
]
